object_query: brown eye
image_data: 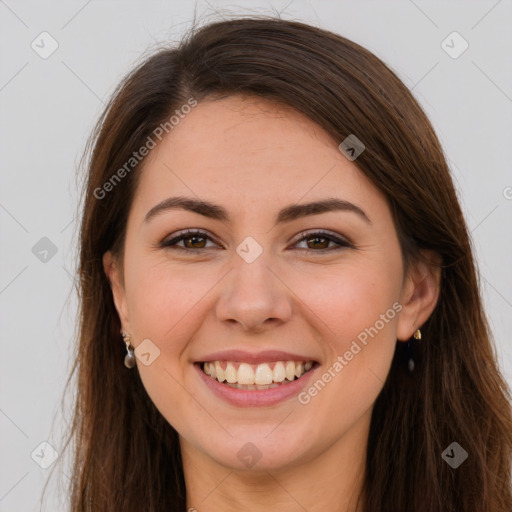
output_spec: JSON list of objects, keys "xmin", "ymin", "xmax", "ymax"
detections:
[
  {"xmin": 161, "ymin": 230, "xmax": 217, "ymax": 251},
  {"xmin": 182, "ymin": 234, "xmax": 207, "ymax": 249},
  {"xmin": 294, "ymin": 231, "xmax": 353, "ymax": 252},
  {"xmin": 305, "ymin": 235, "xmax": 330, "ymax": 250},
  {"xmin": 161, "ymin": 229, "xmax": 353, "ymax": 253}
]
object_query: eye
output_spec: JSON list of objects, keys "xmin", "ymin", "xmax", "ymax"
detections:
[
  {"xmin": 293, "ymin": 230, "xmax": 354, "ymax": 252},
  {"xmin": 161, "ymin": 229, "xmax": 217, "ymax": 250},
  {"xmin": 160, "ymin": 229, "xmax": 354, "ymax": 254}
]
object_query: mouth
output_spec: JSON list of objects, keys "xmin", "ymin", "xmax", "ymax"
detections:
[{"xmin": 199, "ymin": 359, "xmax": 316, "ymax": 390}]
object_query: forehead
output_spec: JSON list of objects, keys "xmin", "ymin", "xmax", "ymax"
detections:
[{"xmin": 130, "ymin": 95, "xmax": 386, "ymax": 224}]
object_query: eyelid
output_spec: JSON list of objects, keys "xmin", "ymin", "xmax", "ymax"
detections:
[
  {"xmin": 161, "ymin": 228, "xmax": 221, "ymax": 248},
  {"xmin": 291, "ymin": 229, "xmax": 354, "ymax": 248},
  {"xmin": 160, "ymin": 228, "xmax": 354, "ymax": 252}
]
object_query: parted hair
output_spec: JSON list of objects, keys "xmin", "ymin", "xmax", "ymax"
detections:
[{"xmin": 54, "ymin": 16, "xmax": 511, "ymax": 512}]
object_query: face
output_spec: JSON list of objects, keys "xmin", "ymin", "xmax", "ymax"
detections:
[{"xmin": 105, "ymin": 95, "xmax": 435, "ymax": 472}]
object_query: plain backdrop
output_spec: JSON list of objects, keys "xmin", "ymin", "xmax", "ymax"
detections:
[{"xmin": 1, "ymin": 1, "xmax": 511, "ymax": 510}]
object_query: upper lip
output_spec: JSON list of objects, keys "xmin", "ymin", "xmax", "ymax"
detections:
[{"xmin": 196, "ymin": 350, "xmax": 317, "ymax": 364}]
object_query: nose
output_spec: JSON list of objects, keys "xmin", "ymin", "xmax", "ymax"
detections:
[{"xmin": 215, "ymin": 253, "xmax": 293, "ymax": 334}]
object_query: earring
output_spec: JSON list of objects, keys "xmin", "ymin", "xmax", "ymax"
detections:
[
  {"xmin": 121, "ymin": 331, "xmax": 136, "ymax": 369},
  {"xmin": 407, "ymin": 329, "xmax": 421, "ymax": 373}
]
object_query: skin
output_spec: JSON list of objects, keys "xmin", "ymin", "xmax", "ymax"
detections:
[{"xmin": 104, "ymin": 95, "xmax": 441, "ymax": 512}]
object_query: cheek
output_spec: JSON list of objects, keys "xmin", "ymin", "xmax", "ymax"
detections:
[
  {"xmin": 124, "ymin": 257, "xmax": 206, "ymax": 431},
  {"xmin": 300, "ymin": 259, "xmax": 401, "ymax": 351},
  {"xmin": 292, "ymin": 266, "xmax": 400, "ymax": 441},
  {"xmin": 125, "ymin": 247, "xmax": 401, "ymax": 362},
  {"xmin": 121, "ymin": 246, "xmax": 402, "ymax": 460},
  {"xmin": 125, "ymin": 256, "xmax": 210, "ymax": 342},
  {"xmin": 300, "ymin": 260, "xmax": 400, "ymax": 405}
]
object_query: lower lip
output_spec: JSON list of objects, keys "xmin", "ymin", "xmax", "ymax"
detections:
[{"xmin": 195, "ymin": 363, "xmax": 318, "ymax": 407}]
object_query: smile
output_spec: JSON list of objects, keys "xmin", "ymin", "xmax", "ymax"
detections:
[{"xmin": 202, "ymin": 360, "xmax": 315, "ymax": 389}]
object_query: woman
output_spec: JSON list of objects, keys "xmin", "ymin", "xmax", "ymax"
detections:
[{"xmin": 62, "ymin": 16, "xmax": 512, "ymax": 512}]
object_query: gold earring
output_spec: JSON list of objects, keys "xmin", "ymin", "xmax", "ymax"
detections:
[
  {"xmin": 121, "ymin": 332, "xmax": 136, "ymax": 369},
  {"xmin": 413, "ymin": 329, "xmax": 421, "ymax": 340}
]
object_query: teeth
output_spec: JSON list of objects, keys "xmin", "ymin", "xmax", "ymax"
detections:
[
  {"xmin": 285, "ymin": 361, "xmax": 296, "ymax": 381},
  {"xmin": 202, "ymin": 359, "xmax": 314, "ymax": 386},
  {"xmin": 225, "ymin": 382, "xmax": 281, "ymax": 390},
  {"xmin": 225, "ymin": 362, "xmax": 237, "ymax": 383},
  {"xmin": 215, "ymin": 361, "xmax": 225, "ymax": 382},
  {"xmin": 237, "ymin": 363, "xmax": 255, "ymax": 385},
  {"xmin": 272, "ymin": 361, "xmax": 286, "ymax": 382},
  {"xmin": 254, "ymin": 363, "xmax": 273, "ymax": 385}
]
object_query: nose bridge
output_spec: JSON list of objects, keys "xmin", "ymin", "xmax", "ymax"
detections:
[{"xmin": 216, "ymin": 241, "xmax": 292, "ymax": 331}]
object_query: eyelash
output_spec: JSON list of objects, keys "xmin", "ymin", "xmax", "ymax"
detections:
[{"xmin": 160, "ymin": 229, "xmax": 354, "ymax": 254}]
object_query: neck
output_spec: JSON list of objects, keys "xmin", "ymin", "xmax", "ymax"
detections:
[{"xmin": 180, "ymin": 410, "xmax": 369, "ymax": 512}]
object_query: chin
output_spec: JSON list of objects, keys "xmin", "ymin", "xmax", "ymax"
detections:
[{"xmin": 192, "ymin": 427, "xmax": 316, "ymax": 472}]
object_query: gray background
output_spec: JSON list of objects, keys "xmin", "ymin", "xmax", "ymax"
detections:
[{"xmin": 1, "ymin": 1, "xmax": 511, "ymax": 510}]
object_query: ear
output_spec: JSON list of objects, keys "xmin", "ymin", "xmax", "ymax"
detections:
[
  {"xmin": 396, "ymin": 249, "xmax": 442, "ymax": 342},
  {"xmin": 103, "ymin": 250, "xmax": 131, "ymax": 333}
]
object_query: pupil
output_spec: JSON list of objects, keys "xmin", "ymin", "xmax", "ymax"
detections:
[
  {"xmin": 309, "ymin": 236, "xmax": 327, "ymax": 249},
  {"xmin": 186, "ymin": 236, "xmax": 205, "ymax": 248}
]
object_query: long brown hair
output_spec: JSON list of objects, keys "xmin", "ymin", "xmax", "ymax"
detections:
[{"xmin": 56, "ymin": 16, "xmax": 512, "ymax": 511}]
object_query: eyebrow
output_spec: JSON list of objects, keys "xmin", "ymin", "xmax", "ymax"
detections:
[{"xmin": 144, "ymin": 196, "xmax": 371, "ymax": 225}]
